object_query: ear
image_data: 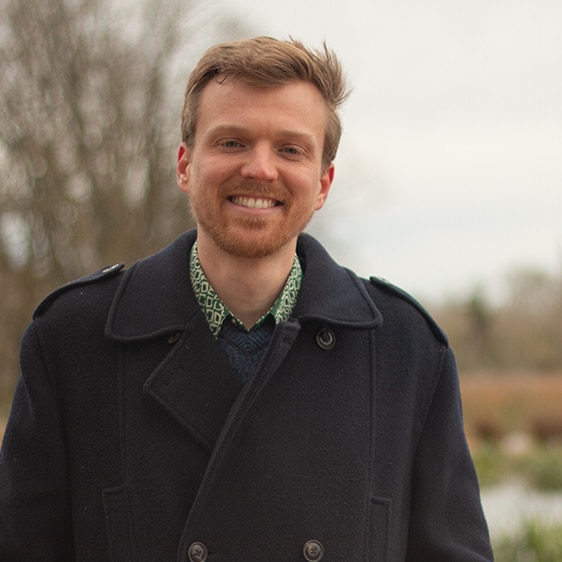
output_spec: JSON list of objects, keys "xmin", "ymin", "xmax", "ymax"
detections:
[
  {"xmin": 314, "ymin": 163, "xmax": 335, "ymax": 210},
  {"xmin": 177, "ymin": 142, "xmax": 191, "ymax": 194}
]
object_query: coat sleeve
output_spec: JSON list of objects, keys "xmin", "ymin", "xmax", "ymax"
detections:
[
  {"xmin": 406, "ymin": 348, "xmax": 494, "ymax": 561},
  {"xmin": 0, "ymin": 321, "xmax": 75, "ymax": 560}
]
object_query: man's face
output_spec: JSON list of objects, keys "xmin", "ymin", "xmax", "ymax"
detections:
[{"xmin": 177, "ymin": 78, "xmax": 334, "ymax": 259}]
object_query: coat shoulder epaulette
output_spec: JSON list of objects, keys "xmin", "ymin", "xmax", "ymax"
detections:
[
  {"xmin": 33, "ymin": 264, "xmax": 125, "ymax": 319},
  {"xmin": 368, "ymin": 276, "xmax": 448, "ymax": 346}
]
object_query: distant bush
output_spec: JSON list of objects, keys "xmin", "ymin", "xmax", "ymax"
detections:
[
  {"xmin": 472, "ymin": 443, "xmax": 508, "ymax": 487},
  {"xmin": 493, "ymin": 519, "xmax": 562, "ymax": 562},
  {"xmin": 516, "ymin": 447, "xmax": 562, "ymax": 491},
  {"xmin": 472, "ymin": 444, "xmax": 562, "ymax": 491}
]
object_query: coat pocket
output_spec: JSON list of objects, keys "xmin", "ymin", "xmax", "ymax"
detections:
[
  {"xmin": 102, "ymin": 486, "xmax": 137, "ymax": 562},
  {"xmin": 368, "ymin": 496, "xmax": 392, "ymax": 561}
]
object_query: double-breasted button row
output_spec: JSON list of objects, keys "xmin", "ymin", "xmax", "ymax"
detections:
[
  {"xmin": 188, "ymin": 541, "xmax": 208, "ymax": 562},
  {"xmin": 316, "ymin": 327, "xmax": 335, "ymax": 350},
  {"xmin": 187, "ymin": 539, "xmax": 324, "ymax": 560}
]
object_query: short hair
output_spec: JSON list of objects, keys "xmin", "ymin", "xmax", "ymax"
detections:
[{"xmin": 181, "ymin": 36, "xmax": 350, "ymax": 169}]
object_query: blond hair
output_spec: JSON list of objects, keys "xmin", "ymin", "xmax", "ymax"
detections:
[{"xmin": 181, "ymin": 36, "xmax": 350, "ymax": 169}]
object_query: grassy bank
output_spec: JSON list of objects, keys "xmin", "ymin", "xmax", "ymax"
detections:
[
  {"xmin": 493, "ymin": 519, "xmax": 562, "ymax": 562},
  {"xmin": 473, "ymin": 442, "xmax": 562, "ymax": 490}
]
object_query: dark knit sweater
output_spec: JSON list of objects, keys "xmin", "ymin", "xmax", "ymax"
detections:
[{"xmin": 217, "ymin": 315, "xmax": 275, "ymax": 383}]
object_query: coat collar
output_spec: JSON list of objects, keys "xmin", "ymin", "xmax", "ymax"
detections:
[
  {"xmin": 106, "ymin": 230, "xmax": 382, "ymax": 341},
  {"xmin": 294, "ymin": 233, "xmax": 382, "ymax": 329}
]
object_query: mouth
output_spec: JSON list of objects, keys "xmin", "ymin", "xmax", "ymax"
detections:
[{"xmin": 229, "ymin": 195, "xmax": 281, "ymax": 209}]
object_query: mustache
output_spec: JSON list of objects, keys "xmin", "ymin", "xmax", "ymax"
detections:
[{"xmin": 220, "ymin": 182, "xmax": 290, "ymax": 203}]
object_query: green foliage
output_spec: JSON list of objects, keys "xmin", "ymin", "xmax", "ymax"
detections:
[
  {"xmin": 472, "ymin": 443, "xmax": 508, "ymax": 487},
  {"xmin": 516, "ymin": 447, "xmax": 562, "ymax": 491},
  {"xmin": 473, "ymin": 444, "xmax": 562, "ymax": 491},
  {"xmin": 493, "ymin": 519, "xmax": 562, "ymax": 562}
]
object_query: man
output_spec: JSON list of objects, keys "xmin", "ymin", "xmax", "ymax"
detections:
[{"xmin": 0, "ymin": 37, "xmax": 493, "ymax": 561}]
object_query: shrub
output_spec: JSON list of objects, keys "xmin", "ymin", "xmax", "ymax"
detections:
[
  {"xmin": 493, "ymin": 519, "xmax": 562, "ymax": 562},
  {"xmin": 472, "ymin": 443, "xmax": 508, "ymax": 487},
  {"xmin": 517, "ymin": 446, "xmax": 562, "ymax": 491}
]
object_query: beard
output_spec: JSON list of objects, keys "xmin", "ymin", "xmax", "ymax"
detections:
[{"xmin": 189, "ymin": 180, "xmax": 316, "ymax": 259}]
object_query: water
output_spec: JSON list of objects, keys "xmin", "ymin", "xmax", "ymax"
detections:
[{"xmin": 481, "ymin": 482, "xmax": 562, "ymax": 538}]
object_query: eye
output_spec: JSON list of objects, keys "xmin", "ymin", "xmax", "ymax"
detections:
[
  {"xmin": 280, "ymin": 146, "xmax": 302, "ymax": 156},
  {"xmin": 220, "ymin": 139, "xmax": 243, "ymax": 149}
]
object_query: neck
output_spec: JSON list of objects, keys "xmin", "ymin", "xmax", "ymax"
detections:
[{"xmin": 196, "ymin": 233, "xmax": 297, "ymax": 329}]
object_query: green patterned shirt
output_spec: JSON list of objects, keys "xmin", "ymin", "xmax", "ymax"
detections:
[{"xmin": 190, "ymin": 240, "xmax": 302, "ymax": 338}]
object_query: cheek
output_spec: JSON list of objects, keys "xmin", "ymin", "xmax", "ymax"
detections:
[{"xmin": 197, "ymin": 159, "xmax": 234, "ymax": 188}]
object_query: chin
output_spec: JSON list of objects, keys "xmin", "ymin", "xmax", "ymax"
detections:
[
  {"xmin": 198, "ymin": 211, "xmax": 313, "ymax": 259},
  {"xmin": 217, "ymin": 238, "xmax": 287, "ymax": 259},
  {"xmin": 215, "ymin": 226, "xmax": 296, "ymax": 259}
]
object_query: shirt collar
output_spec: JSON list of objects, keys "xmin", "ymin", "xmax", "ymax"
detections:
[{"xmin": 190, "ymin": 240, "xmax": 303, "ymax": 338}]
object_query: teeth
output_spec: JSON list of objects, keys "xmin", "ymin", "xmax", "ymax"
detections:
[{"xmin": 232, "ymin": 196, "xmax": 276, "ymax": 209}]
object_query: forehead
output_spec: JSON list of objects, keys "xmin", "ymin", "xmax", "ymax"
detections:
[{"xmin": 196, "ymin": 78, "xmax": 328, "ymax": 139}]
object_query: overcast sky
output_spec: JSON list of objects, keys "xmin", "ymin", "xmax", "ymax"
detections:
[{"xmin": 215, "ymin": 0, "xmax": 562, "ymax": 304}]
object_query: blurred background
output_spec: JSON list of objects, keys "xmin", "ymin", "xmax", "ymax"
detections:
[{"xmin": 1, "ymin": 0, "xmax": 561, "ymax": 558}]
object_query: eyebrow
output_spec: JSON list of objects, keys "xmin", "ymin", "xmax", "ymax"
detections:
[{"xmin": 207, "ymin": 125, "xmax": 316, "ymax": 143}]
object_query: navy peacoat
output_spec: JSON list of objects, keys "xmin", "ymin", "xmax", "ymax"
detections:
[{"xmin": 0, "ymin": 230, "xmax": 493, "ymax": 561}]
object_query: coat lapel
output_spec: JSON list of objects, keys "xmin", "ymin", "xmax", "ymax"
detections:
[
  {"xmin": 295, "ymin": 233, "xmax": 382, "ymax": 329},
  {"xmin": 142, "ymin": 313, "xmax": 240, "ymax": 453}
]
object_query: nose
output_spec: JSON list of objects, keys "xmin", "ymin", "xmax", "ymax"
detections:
[{"xmin": 240, "ymin": 145, "xmax": 278, "ymax": 182}]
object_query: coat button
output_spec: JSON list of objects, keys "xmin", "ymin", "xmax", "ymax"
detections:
[
  {"xmin": 303, "ymin": 539, "xmax": 324, "ymax": 561},
  {"xmin": 316, "ymin": 328, "xmax": 335, "ymax": 350},
  {"xmin": 187, "ymin": 541, "xmax": 208, "ymax": 562}
]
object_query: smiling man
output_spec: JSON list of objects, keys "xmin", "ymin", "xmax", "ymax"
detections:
[
  {"xmin": 0, "ymin": 37, "xmax": 493, "ymax": 561},
  {"xmin": 179, "ymin": 79, "xmax": 332, "ymax": 257},
  {"xmin": 177, "ymin": 77, "xmax": 333, "ymax": 329}
]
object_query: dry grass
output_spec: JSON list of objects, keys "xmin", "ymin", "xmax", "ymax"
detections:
[{"xmin": 461, "ymin": 371, "xmax": 562, "ymax": 445}]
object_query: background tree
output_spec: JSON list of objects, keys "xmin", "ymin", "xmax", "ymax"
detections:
[
  {"xmin": 434, "ymin": 267, "xmax": 562, "ymax": 373},
  {"xmin": 0, "ymin": 0, "xmax": 246, "ymax": 406}
]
